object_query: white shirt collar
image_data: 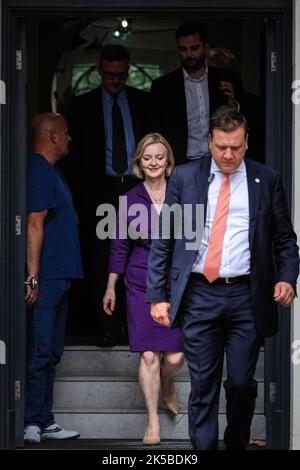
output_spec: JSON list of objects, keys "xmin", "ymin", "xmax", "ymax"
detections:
[
  {"xmin": 102, "ymin": 86, "xmax": 126, "ymax": 103},
  {"xmin": 210, "ymin": 158, "xmax": 246, "ymax": 174},
  {"xmin": 183, "ymin": 63, "xmax": 208, "ymax": 83}
]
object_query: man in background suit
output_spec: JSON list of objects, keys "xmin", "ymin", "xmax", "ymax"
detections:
[
  {"xmin": 149, "ymin": 21, "xmax": 244, "ymax": 164},
  {"xmin": 146, "ymin": 107, "xmax": 299, "ymax": 449},
  {"xmin": 66, "ymin": 44, "xmax": 149, "ymax": 346}
]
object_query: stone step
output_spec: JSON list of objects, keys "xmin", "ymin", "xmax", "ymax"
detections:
[
  {"xmin": 53, "ymin": 378, "xmax": 264, "ymax": 413},
  {"xmin": 56, "ymin": 346, "xmax": 264, "ymax": 380},
  {"xmin": 27, "ymin": 438, "xmax": 266, "ymax": 450},
  {"xmin": 53, "ymin": 346, "xmax": 265, "ymax": 441},
  {"xmin": 51, "ymin": 411, "xmax": 265, "ymax": 440}
]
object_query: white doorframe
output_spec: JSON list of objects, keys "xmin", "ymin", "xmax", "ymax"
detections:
[{"xmin": 291, "ymin": 0, "xmax": 300, "ymax": 451}]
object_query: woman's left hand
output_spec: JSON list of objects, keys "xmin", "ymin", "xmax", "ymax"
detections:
[{"xmin": 103, "ymin": 287, "xmax": 116, "ymax": 315}]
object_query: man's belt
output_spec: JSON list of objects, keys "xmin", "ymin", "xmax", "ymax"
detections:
[{"xmin": 193, "ymin": 273, "xmax": 250, "ymax": 284}]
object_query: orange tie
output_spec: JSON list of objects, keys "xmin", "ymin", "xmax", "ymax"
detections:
[{"xmin": 203, "ymin": 173, "xmax": 231, "ymax": 283}]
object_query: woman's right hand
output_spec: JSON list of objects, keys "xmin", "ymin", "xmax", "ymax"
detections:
[{"xmin": 103, "ymin": 287, "xmax": 116, "ymax": 315}]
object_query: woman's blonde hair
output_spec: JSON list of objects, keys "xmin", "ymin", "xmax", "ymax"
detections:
[{"xmin": 132, "ymin": 133, "xmax": 175, "ymax": 179}]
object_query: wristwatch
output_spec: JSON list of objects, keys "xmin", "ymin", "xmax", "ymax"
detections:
[{"xmin": 25, "ymin": 276, "xmax": 39, "ymax": 290}]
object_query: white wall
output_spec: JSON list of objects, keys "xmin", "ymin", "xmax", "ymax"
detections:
[{"xmin": 291, "ymin": 0, "xmax": 300, "ymax": 451}]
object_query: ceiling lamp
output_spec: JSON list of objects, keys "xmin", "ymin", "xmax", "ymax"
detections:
[
  {"xmin": 112, "ymin": 17, "xmax": 131, "ymax": 41},
  {"xmin": 121, "ymin": 18, "xmax": 129, "ymax": 29}
]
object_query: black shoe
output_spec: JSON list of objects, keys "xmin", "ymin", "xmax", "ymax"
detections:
[{"xmin": 96, "ymin": 333, "xmax": 118, "ymax": 347}]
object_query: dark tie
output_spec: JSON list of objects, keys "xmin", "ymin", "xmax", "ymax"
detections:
[{"xmin": 112, "ymin": 94, "xmax": 128, "ymax": 174}]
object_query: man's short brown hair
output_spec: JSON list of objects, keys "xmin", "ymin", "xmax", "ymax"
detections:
[{"xmin": 209, "ymin": 106, "xmax": 249, "ymax": 136}]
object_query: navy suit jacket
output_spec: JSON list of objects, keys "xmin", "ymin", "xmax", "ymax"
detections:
[
  {"xmin": 146, "ymin": 156, "xmax": 299, "ymax": 338},
  {"xmin": 62, "ymin": 85, "xmax": 149, "ymax": 220},
  {"xmin": 148, "ymin": 67, "xmax": 244, "ymax": 165}
]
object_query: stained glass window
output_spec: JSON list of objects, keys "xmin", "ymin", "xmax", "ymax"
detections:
[{"xmin": 71, "ymin": 63, "xmax": 161, "ymax": 96}]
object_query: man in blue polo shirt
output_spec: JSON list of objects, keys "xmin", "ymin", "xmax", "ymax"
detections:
[{"xmin": 24, "ymin": 113, "xmax": 83, "ymax": 444}]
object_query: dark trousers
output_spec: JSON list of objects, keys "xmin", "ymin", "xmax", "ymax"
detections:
[
  {"xmin": 25, "ymin": 279, "xmax": 70, "ymax": 429},
  {"xmin": 180, "ymin": 274, "xmax": 262, "ymax": 450}
]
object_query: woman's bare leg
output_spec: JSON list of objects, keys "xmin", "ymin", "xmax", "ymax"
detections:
[
  {"xmin": 161, "ymin": 352, "xmax": 185, "ymax": 414},
  {"xmin": 139, "ymin": 351, "xmax": 161, "ymax": 444}
]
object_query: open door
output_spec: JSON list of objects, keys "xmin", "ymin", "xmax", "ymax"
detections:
[
  {"xmin": 0, "ymin": 12, "xmax": 27, "ymax": 449},
  {"xmin": 11, "ymin": 19, "xmax": 27, "ymax": 447},
  {"xmin": 0, "ymin": 0, "xmax": 8, "ymax": 451},
  {"xmin": 264, "ymin": 14, "xmax": 293, "ymax": 449},
  {"xmin": 13, "ymin": 18, "xmax": 28, "ymax": 448}
]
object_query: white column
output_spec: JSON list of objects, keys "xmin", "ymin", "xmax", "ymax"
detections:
[{"xmin": 291, "ymin": 0, "xmax": 300, "ymax": 450}]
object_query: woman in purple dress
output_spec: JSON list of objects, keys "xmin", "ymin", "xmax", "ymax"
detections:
[{"xmin": 103, "ymin": 133, "xmax": 184, "ymax": 445}]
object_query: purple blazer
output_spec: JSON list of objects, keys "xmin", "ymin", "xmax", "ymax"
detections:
[
  {"xmin": 108, "ymin": 180, "xmax": 184, "ymax": 352},
  {"xmin": 108, "ymin": 181, "xmax": 160, "ymax": 279}
]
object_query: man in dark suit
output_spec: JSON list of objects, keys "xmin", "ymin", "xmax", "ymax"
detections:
[
  {"xmin": 66, "ymin": 44, "xmax": 149, "ymax": 346},
  {"xmin": 149, "ymin": 22, "xmax": 244, "ymax": 164},
  {"xmin": 146, "ymin": 107, "xmax": 299, "ymax": 450}
]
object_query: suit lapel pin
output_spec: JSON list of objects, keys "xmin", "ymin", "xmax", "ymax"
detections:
[{"xmin": 255, "ymin": 178, "xmax": 260, "ymax": 183}]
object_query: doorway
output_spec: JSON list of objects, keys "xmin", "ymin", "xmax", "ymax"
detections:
[
  {"xmin": 0, "ymin": 0, "xmax": 293, "ymax": 450},
  {"xmin": 26, "ymin": 14, "xmax": 267, "ymax": 340}
]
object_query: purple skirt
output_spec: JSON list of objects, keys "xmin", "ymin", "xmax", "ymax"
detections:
[{"xmin": 125, "ymin": 255, "xmax": 184, "ymax": 353}]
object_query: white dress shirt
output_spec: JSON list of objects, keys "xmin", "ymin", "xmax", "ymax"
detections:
[
  {"xmin": 192, "ymin": 159, "xmax": 251, "ymax": 277},
  {"xmin": 184, "ymin": 66, "xmax": 211, "ymax": 159}
]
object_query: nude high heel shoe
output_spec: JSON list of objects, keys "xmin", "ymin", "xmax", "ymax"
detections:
[
  {"xmin": 143, "ymin": 425, "xmax": 161, "ymax": 445},
  {"xmin": 161, "ymin": 378, "xmax": 179, "ymax": 415}
]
